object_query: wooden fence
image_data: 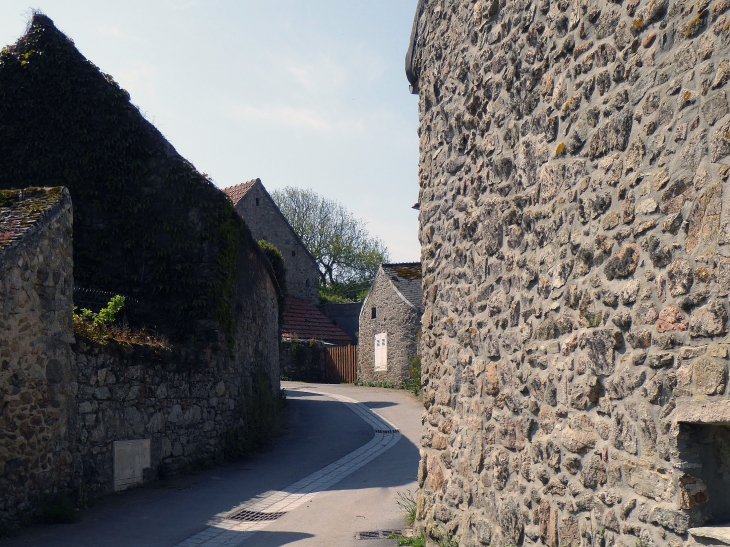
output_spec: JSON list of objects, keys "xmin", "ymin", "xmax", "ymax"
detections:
[{"xmin": 324, "ymin": 345, "xmax": 357, "ymax": 383}]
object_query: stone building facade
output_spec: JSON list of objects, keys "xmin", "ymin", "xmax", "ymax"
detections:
[
  {"xmin": 358, "ymin": 263, "xmax": 423, "ymax": 385},
  {"xmin": 410, "ymin": 0, "xmax": 730, "ymax": 545},
  {"xmin": 0, "ymin": 188, "xmax": 76, "ymax": 532},
  {"xmin": 225, "ymin": 179, "xmax": 321, "ymax": 305}
]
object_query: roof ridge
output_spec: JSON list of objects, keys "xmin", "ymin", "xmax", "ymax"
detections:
[{"xmin": 222, "ymin": 179, "xmax": 259, "ymax": 205}]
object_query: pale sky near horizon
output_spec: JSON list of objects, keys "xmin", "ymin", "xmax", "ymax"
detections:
[{"xmin": 0, "ymin": 1, "xmax": 421, "ymax": 262}]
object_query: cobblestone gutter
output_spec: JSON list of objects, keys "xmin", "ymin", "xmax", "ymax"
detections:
[{"xmin": 411, "ymin": 0, "xmax": 730, "ymax": 545}]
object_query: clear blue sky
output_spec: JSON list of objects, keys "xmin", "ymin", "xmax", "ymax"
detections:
[{"xmin": 0, "ymin": 1, "xmax": 421, "ymax": 261}]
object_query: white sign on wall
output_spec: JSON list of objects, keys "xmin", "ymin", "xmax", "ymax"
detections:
[
  {"xmin": 114, "ymin": 439, "xmax": 151, "ymax": 491},
  {"xmin": 374, "ymin": 332, "xmax": 387, "ymax": 371}
]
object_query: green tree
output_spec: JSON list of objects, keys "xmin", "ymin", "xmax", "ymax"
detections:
[{"xmin": 271, "ymin": 187, "xmax": 388, "ymax": 302}]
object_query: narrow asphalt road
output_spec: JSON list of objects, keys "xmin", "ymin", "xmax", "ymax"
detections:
[{"xmin": 1, "ymin": 383, "xmax": 422, "ymax": 547}]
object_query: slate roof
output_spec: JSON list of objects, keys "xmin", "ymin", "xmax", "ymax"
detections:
[
  {"xmin": 0, "ymin": 187, "xmax": 66, "ymax": 253},
  {"xmin": 281, "ymin": 297, "xmax": 352, "ymax": 345},
  {"xmin": 382, "ymin": 263, "xmax": 423, "ymax": 310},
  {"xmin": 223, "ymin": 179, "xmax": 257, "ymax": 206}
]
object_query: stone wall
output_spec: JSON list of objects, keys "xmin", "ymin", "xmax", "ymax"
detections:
[
  {"xmin": 73, "ymin": 332, "xmax": 279, "ymax": 499},
  {"xmin": 0, "ymin": 189, "xmax": 281, "ymax": 533},
  {"xmin": 233, "ymin": 180, "xmax": 320, "ymax": 305},
  {"xmin": 358, "ymin": 270, "xmax": 421, "ymax": 385},
  {"xmin": 0, "ymin": 188, "xmax": 76, "ymax": 532},
  {"xmin": 70, "ymin": 234, "xmax": 280, "ymax": 501},
  {"xmin": 280, "ymin": 340, "xmax": 326, "ymax": 382},
  {"xmin": 412, "ymin": 0, "xmax": 730, "ymax": 545}
]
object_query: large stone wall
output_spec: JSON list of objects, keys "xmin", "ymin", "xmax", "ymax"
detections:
[
  {"xmin": 233, "ymin": 180, "xmax": 321, "ymax": 305},
  {"xmin": 412, "ymin": 0, "xmax": 730, "ymax": 545},
  {"xmin": 358, "ymin": 270, "xmax": 421, "ymax": 385},
  {"xmin": 0, "ymin": 188, "xmax": 75, "ymax": 532},
  {"xmin": 0, "ymin": 188, "xmax": 280, "ymax": 534},
  {"xmin": 73, "ymin": 324, "xmax": 279, "ymax": 500}
]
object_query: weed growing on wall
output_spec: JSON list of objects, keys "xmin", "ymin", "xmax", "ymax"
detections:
[
  {"xmin": 396, "ymin": 490, "xmax": 417, "ymax": 526},
  {"xmin": 404, "ymin": 356, "xmax": 422, "ymax": 395},
  {"xmin": 73, "ymin": 295, "xmax": 169, "ymax": 347}
]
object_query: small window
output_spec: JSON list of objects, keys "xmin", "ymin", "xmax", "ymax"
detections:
[
  {"xmin": 292, "ymin": 250, "xmax": 296, "ymax": 257},
  {"xmin": 371, "ymin": 307, "xmax": 376, "ymax": 319},
  {"xmin": 255, "ymin": 198, "xmax": 260, "ymax": 206},
  {"xmin": 305, "ymin": 279, "xmax": 309, "ymax": 286}
]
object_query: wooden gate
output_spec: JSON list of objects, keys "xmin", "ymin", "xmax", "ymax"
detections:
[{"xmin": 324, "ymin": 345, "xmax": 358, "ymax": 383}]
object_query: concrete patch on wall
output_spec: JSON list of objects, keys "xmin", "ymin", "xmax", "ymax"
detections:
[{"xmin": 113, "ymin": 440, "xmax": 150, "ymax": 492}]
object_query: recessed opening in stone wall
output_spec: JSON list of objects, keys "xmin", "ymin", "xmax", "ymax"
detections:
[{"xmin": 677, "ymin": 422, "xmax": 730, "ymax": 525}]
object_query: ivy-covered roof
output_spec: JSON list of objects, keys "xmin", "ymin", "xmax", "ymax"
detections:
[
  {"xmin": 0, "ymin": 14, "xmax": 268, "ymax": 339},
  {"xmin": 0, "ymin": 187, "xmax": 65, "ymax": 253}
]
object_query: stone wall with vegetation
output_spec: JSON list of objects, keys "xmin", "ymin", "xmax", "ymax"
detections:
[
  {"xmin": 73, "ymin": 317, "xmax": 279, "ymax": 500},
  {"xmin": 280, "ymin": 340, "xmax": 326, "ymax": 382},
  {"xmin": 412, "ymin": 0, "xmax": 730, "ymax": 545},
  {"xmin": 0, "ymin": 188, "xmax": 75, "ymax": 534},
  {"xmin": 0, "ymin": 188, "xmax": 280, "ymax": 537},
  {"xmin": 358, "ymin": 270, "xmax": 421, "ymax": 385}
]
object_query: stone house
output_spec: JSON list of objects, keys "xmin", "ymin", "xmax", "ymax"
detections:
[
  {"xmin": 225, "ymin": 179, "xmax": 320, "ymax": 304},
  {"xmin": 358, "ymin": 263, "xmax": 422, "ymax": 385},
  {"xmin": 409, "ymin": 1, "xmax": 730, "ymax": 546}
]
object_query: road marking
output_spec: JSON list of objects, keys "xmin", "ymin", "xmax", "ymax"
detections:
[{"xmin": 174, "ymin": 388, "xmax": 401, "ymax": 547}]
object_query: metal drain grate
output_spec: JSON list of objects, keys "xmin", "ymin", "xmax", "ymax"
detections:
[
  {"xmin": 355, "ymin": 530, "xmax": 403, "ymax": 540},
  {"xmin": 227, "ymin": 510, "xmax": 287, "ymax": 522},
  {"xmin": 374, "ymin": 429, "xmax": 399, "ymax": 434}
]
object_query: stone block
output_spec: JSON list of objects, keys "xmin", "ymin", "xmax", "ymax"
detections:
[{"xmin": 693, "ymin": 357, "xmax": 727, "ymax": 395}]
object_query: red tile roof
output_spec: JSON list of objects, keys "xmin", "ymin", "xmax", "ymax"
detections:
[
  {"xmin": 223, "ymin": 179, "xmax": 258, "ymax": 206},
  {"xmin": 281, "ymin": 297, "xmax": 352, "ymax": 345}
]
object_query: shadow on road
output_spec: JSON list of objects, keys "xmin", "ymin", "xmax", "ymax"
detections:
[
  {"xmin": 238, "ymin": 531, "xmax": 314, "ymax": 546},
  {"xmin": 361, "ymin": 400, "xmax": 398, "ymax": 409}
]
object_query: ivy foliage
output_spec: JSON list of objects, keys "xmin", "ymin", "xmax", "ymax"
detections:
[
  {"xmin": 0, "ymin": 14, "xmax": 255, "ymax": 340},
  {"xmin": 257, "ymin": 240, "xmax": 287, "ymax": 297},
  {"xmin": 257, "ymin": 239, "xmax": 287, "ymax": 324}
]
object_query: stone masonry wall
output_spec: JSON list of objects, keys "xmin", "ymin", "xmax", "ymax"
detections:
[
  {"xmin": 1, "ymin": 189, "xmax": 280, "ymax": 533},
  {"xmin": 413, "ymin": 0, "xmax": 730, "ymax": 545},
  {"xmin": 0, "ymin": 189, "xmax": 75, "ymax": 532},
  {"xmin": 72, "ymin": 331, "xmax": 278, "ymax": 499},
  {"xmin": 358, "ymin": 271, "xmax": 421, "ymax": 385},
  {"xmin": 234, "ymin": 181, "xmax": 320, "ymax": 305},
  {"xmin": 71, "ymin": 237, "xmax": 280, "ymax": 500}
]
